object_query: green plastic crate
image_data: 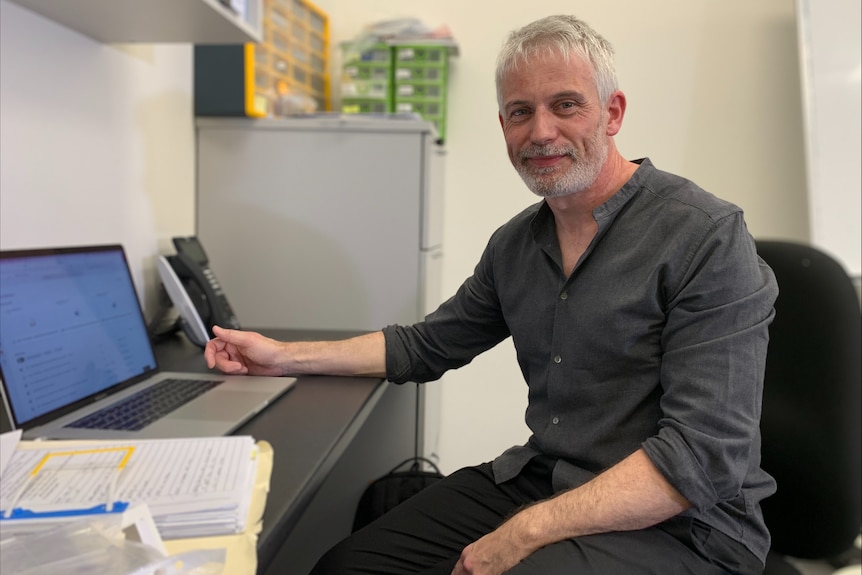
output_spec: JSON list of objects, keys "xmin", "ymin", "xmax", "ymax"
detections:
[
  {"xmin": 395, "ymin": 99, "xmax": 444, "ymax": 116},
  {"xmin": 342, "ymin": 80, "xmax": 391, "ymax": 100},
  {"xmin": 340, "ymin": 42, "xmax": 394, "ymax": 110},
  {"xmin": 343, "ymin": 61, "xmax": 391, "ymax": 80},
  {"xmin": 395, "ymin": 99, "xmax": 447, "ymax": 140},
  {"xmin": 394, "ymin": 64, "xmax": 447, "ymax": 83},
  {"xmin": 343, "ymin": 42, "xmax": 392, "ymax": 64},
  {"xmin": 340, "ymin": 42, "xmax": 453, "ymax": 140},
  {"xmin": 342, "ymin": 98, "xmax": 390, "ymax": 114},
  {"xmin": 395, "ymin": 82, "xmax": 444, "ymax": 99},
  {"xmin": 394, "ymin": 44, "xmax": 448, "ymax": 64}
]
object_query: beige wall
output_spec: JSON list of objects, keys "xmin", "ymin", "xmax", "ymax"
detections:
[{"xmin": 0, "ymin": 0, "xmax": 809, "ymax": 473}]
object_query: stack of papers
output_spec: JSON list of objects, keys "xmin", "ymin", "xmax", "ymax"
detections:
[{"xmin": 0, "ymin": 435, "xmax": 258, "ymax": 540}]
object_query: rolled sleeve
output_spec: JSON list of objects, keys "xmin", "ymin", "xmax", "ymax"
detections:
[
  {"xmin": 642, "ymin": 213, "xmax": 777, "ymax": 511},
  {"xmin": 383, "ymin": 238, "xmax": 512, "ymax": 384}
]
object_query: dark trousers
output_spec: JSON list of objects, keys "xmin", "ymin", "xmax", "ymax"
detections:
[{"xmin": 310, "ymin": 457, "xmax": 764, "ymax": 575}]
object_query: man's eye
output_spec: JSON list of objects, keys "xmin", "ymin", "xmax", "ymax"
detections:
[{"xmin": 511, "ymin": 109, "xmax": 529, "ymax": 117}]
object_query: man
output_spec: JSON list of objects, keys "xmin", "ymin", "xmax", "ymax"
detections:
[{"xmin": 205, "ymin": 14, "xmax": 777, "ymax": 575}]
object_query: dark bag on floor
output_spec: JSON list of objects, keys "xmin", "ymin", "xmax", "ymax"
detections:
[{"xmin": 352, "ymin": 457, "xmax": 444, "ymax": 532}]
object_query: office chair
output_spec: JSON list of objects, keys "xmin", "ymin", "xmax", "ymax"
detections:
[{"xmin": 755, "ymin": 240, "xmax": 862, "ymax": 575}]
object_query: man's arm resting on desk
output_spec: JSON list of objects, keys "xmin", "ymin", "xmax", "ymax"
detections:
[
  {"xmin": 453, "ymin": 449, "xmax": 691, "ymax": 575},
  {"xmin": 205, "ymin": 326, "xmax": 386, "ymax": 378}
]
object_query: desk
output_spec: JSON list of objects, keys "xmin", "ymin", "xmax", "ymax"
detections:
[{"xmin": 154, "ymin": 329, "xmax": 418, "ymax": 575}]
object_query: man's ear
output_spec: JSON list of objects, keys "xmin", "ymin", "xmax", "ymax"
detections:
[
  {"xmin": 498, "ymin": 112, "xmax": 505, "ymax": 131},
  {"xmin": 606, "ymin": 90, "xmax": 627, "ymax": 136}
]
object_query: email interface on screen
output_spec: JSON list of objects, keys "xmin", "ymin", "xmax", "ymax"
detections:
[{"xmin": 0, "ymin": 248, "xmax": 157, "ymax": 425}]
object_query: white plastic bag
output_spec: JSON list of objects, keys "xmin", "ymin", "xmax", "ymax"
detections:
[{"xmin": 0, "ymin": 516, "xmax": 225, "ymax": 575}]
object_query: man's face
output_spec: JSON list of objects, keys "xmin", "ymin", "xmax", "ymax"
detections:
[{"xmin": 499, "ymin": 51, "xmax": 609, "ymax": 198}]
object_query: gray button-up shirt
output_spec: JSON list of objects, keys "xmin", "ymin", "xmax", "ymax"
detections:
[{"xmin": 383, "ymin": 158, "xmax": 778, "ymax": 562}]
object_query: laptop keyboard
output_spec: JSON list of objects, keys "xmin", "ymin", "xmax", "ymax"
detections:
[{"xmin": 67, "ymin": 378, "xmax": 224, "ymax": 431}]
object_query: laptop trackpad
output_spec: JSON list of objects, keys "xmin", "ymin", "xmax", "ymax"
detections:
[{"xmin": 175, "ymin": 391, "xmax": 276, "ymax": 421}]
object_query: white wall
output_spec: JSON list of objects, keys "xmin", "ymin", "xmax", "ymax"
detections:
[
  {"xmin": 0, "ymin": 0, "xmax": 195, "ymax": 315},
  {"xmin": 795, "ymin": 0, "xmax": 861, "ymax": 278},
  {"xmin": 0, "ymin": 0, "xmax": 814, "ymax": 474}
]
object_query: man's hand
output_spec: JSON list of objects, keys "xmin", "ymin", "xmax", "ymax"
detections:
[
  {"xmin": 452, "ymin": 514, "xmax": 538, "ymax": 575},
  {"xmin": 452, "ymin": 449, "xmax": 691, "ymax": 574},
  {"xmin": 204, "ymin": 326, "xmax": 287, "ymax": 376}
]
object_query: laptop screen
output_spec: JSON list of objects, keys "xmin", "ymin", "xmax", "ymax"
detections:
[{"xmin": 0, "ymin": 245, "xmax": 158, "ymax": 427}]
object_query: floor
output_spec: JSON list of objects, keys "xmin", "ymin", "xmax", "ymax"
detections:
[
  {"xmin": 793, "ymin": 559, "xmax": 842, "ymax": 575},
  {"xmin": 800, "ymin": 563, "xmax": 862, "ymax": 575},
  {"xmin": 790, "ymin": 537, "xmax": 862, "ymax": 575},
  {"xmin": 796, "ymin": 564, "xmax": 862, "ymax": 575}
]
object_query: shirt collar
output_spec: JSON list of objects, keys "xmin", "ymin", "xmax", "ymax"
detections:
[
  {"xmin": 530, "ymin": 157, "xmax": 654, "ymax": 239},
  {"xmin": 593, "ymin": 157, "xmax": 651, "ymax": 221}
]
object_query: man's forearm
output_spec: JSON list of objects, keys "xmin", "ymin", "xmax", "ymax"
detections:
[
  {"xmin": 508, "ymin": 449, "xmax": 691, "ymax": 553},
  {"xmin": 284, "ymin": 331, "xmax": 387, "ymax": 377}
]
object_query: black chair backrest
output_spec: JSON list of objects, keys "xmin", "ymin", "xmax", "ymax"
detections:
[{"xmin": 756, "ymin": 240, "xmax": 861, "ymax": 559}]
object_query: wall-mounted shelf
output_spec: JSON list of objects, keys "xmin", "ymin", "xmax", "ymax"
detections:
[{"xmin": 6, "ymin": 0, "xmax": 262, "ymax": 44}]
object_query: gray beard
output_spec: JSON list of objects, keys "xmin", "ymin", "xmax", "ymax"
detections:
[{"xmin": 515, "ymin": 136, "xmax": 609, "ymax": 198}]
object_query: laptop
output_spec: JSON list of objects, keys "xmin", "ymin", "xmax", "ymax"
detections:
[{"xmin": 0, "ymin": 244, "xmax": 296, "ymax": 440}]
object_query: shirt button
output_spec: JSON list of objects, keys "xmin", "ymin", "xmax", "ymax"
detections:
[
  {"xmin": 560, "ymin": 292, "xmax": 568, "ymax": 300},
  {"xmin": 552, "ymin": 416, "xmax": 560, "ymax": 425},
  {"xmin": 553, "ymin": 355, "xmax": 562, "ymax": 364}
]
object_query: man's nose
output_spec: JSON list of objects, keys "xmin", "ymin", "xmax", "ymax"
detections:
[{"xmin": 530, "ymin": 107, "xmax": 558, "ymax": 145}]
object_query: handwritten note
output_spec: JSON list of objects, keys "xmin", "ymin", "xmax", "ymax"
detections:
[{"xmin": 0, "ymin": 436, "xmax": 257, "ymax": 538}]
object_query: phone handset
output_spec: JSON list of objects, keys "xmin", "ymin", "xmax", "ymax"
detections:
[
  {"xmin": 156, "ymin": 237, "xmax": 241, "ymax": 348},
  {"xmin": 156, "ymin": 256, "xmax": 210, "ymax": 347}
]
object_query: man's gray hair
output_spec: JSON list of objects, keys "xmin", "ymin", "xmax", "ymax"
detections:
[{"xmin": 495, "ymin": 15, "xmax": 618, "ymax": 111}]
